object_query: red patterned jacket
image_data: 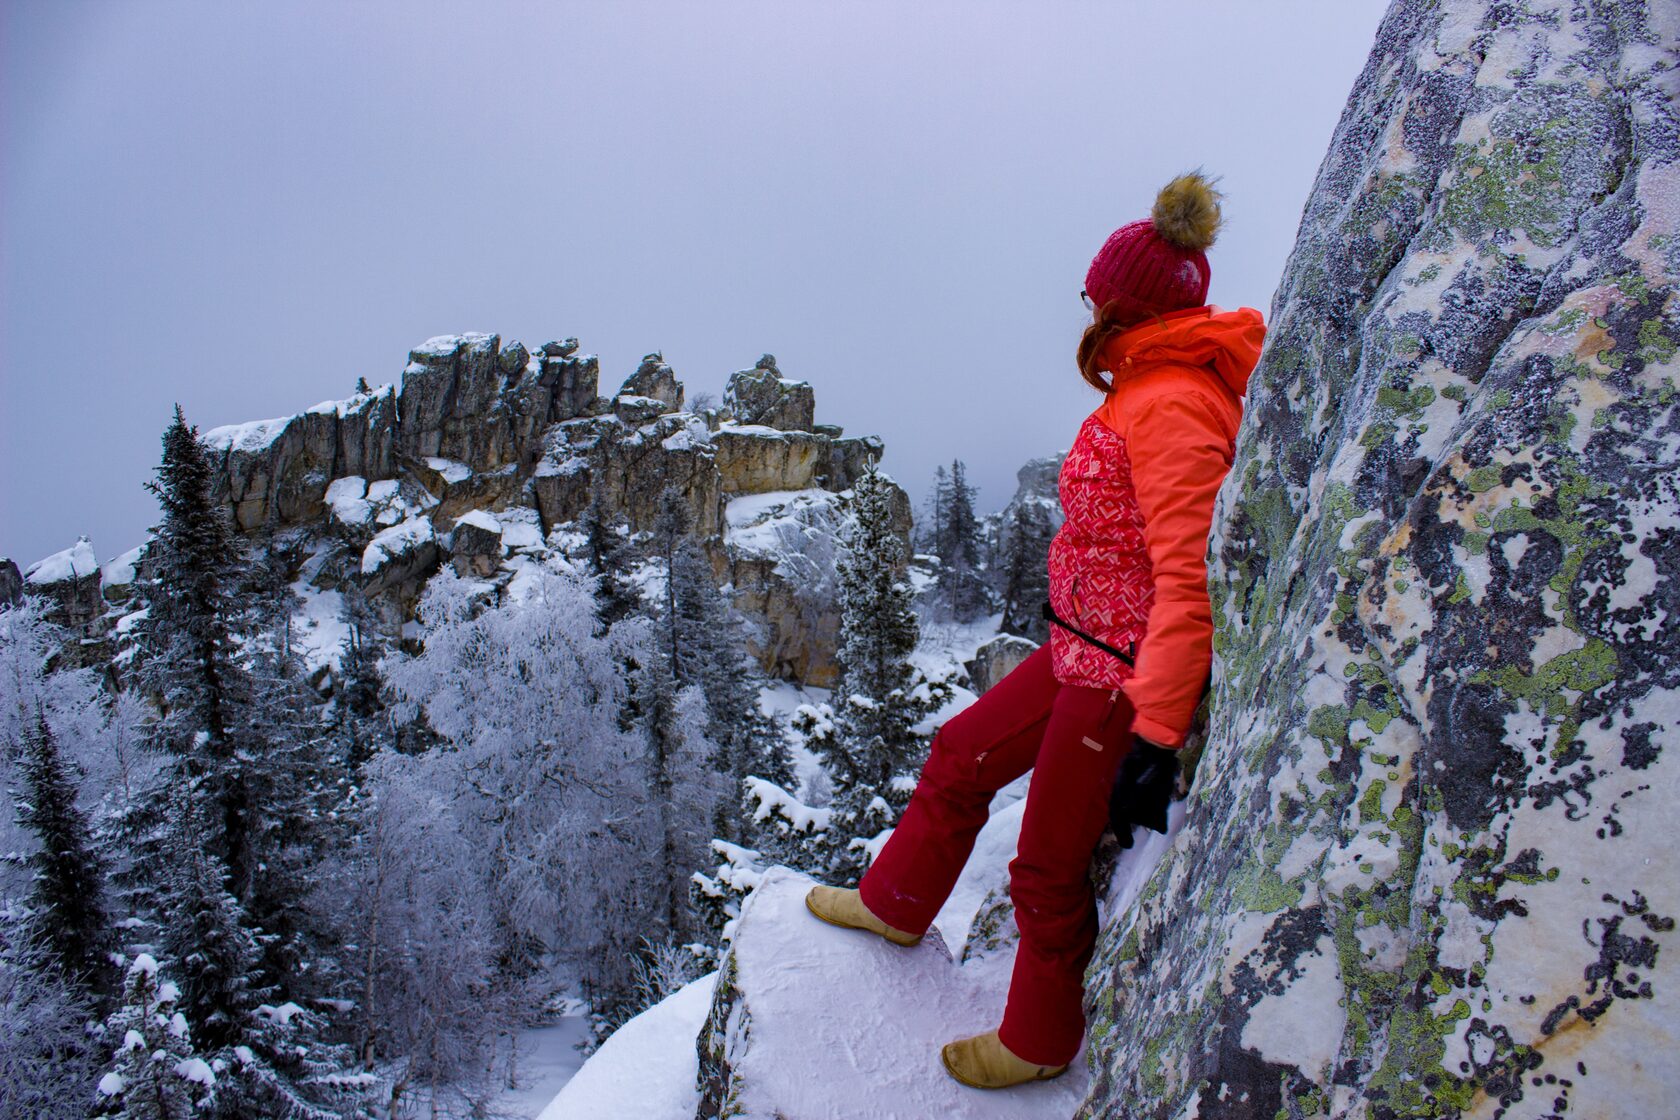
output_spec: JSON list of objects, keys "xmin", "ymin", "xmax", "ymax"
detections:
[{"xmin": 1046, "ymin": 305, "xmax": 1265, "ymax": 747}]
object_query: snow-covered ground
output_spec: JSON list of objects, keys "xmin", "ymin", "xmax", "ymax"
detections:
[
  {"xmin": 535, "ymin": 974, "xmax": 718, "ymax": 1120},
  {"xmin": 487, "ymin": 1012, "xmax": 596, "ymax": 1119},
  {"xmin": 705, "ymin": 866, "xmax": 1091, "ymax": 1119}
]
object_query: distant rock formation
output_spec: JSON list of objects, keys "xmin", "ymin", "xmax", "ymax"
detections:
[
  {"xmin": 28, "ymin": 336, "xmax": 908, "ymax": 690},
  {"xmin": 1080, "ymin": 3, "xmax": 1680, "ymax": 1118}
]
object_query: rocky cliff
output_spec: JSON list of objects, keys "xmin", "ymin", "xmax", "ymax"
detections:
[
  {"xmin": 28, "ymin": 343, "xmax": 908, "ymax": 690},
  {"xmin": 1080, "ymin": 3, "xmax": 1679, "ymax": 1118}
]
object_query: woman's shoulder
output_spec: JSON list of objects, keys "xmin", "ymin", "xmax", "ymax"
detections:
[{"xmin": 1099, "ymin": 365, "xmax": 1239, "ymax": 442}]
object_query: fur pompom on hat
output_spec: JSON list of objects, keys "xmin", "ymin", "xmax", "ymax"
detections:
[{"xmin": 1085, "ymin": 172, "xmax": 1224, "ymax": 320}]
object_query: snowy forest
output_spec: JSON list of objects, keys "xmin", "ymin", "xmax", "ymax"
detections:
[{"xmin": 0, "ymin": 383, "xmax": 1043, "ymax": 1117}]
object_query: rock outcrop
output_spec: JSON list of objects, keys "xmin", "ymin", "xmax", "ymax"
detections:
[
  {"xmin": 694, "ymin": 868, "xmax": 1090, "ymax": 1120},
  {"xmin": 1080, "ymin": 4, "xmax": 1680, "ymax": 1118},
  {"xmin": 23, "ymin": 537, "xmax": 104, "ymax": 639},
  {"xmin": 0, "ymin": 558, "xmax": 23, "ymax": 608},
  {"xmin": 63, "ymin": 335, "xmax": 909, "ymax": 690},
  {"xmin": 963, "ymin": 633, "xmax": 1039, "ymax": 694}
]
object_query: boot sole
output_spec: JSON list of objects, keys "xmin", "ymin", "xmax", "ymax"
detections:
[
  {"xmin": 940, "ymin": 1047, "xmax": 1068, "ymax": 1090},
  {"xmin": 803, "ymin": 890, "xmax": 923, "ymax": 947}
]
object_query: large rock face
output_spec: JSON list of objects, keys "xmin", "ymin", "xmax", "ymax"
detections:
[{"xmin": 1080, "ymin": 4, "xmax": 1679, "ymax": 1118}]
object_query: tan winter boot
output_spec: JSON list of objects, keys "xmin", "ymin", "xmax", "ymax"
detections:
[
  {"xmin": 803, "ymin": 885, "xmax": 922, "ymax": 947},
  {"xmin": 940, "ymin": 1028, "xmax": 1068, "ymax": 1089}
]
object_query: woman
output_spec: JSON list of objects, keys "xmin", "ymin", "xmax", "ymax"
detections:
[{"xmin": 806, "ymin": 172, "xmax": 1266, "ymax": 1089}]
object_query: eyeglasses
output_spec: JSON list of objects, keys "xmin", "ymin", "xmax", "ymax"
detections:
[{"xmin": 1080, "ymin": 289, "xmax": 1094, "ymax": 311}]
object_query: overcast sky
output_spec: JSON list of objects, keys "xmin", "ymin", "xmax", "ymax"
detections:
[{"xmin": 3, "ymin": 0, "xmax": 1388, "ymax": 570}]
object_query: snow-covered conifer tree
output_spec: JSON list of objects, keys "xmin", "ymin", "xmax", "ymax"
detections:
[
  {"xmin": 123, "ymin": 408, "xmax": 343, "ymax": 1002},
  {"xmin": 810, "ymin": 461, "xmax": 945, "ymax": 883},
  {"xmin": 578, "ymin": 476, "xmax": 640, "ymax": 627},
  {"xmin": 95, "ymin": 954, "xmax": 216, "ymax": 1119},
  {"xmin": 649, "ymin": 485, "xmax": 788, "ymax": 836},
  {"xmin": 146, "ymin": 790, "xmax": 354, "ymax": 1119},
  {"xmin": 13, "ymin": 704, "xmax": 112, "ymax": 995},
  {"xmin": 332, "ymin": 585, "xmax": 388, "ymax": 770},
  {"xmin": 917, "ymin": 464, "xmax": 951, "ymax": 556}
]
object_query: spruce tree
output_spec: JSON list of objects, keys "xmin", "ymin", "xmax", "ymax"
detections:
[
  {"xmin": 129, "ymin": 406, "xmax": 262, "ymax": 898},
  {"xmin": 652, "ymin": 486, "xmax": 791, "ymax": 826},
  {"xmin": 812, "ymin": 461, "xmax": 947, "ymax": 882},
  {"xmin": 921, "ymin": 464, "xmax": 951, "ymax": 557},
  {"xmin": 95, "ymin": 954, "xmax": 216, "ymax": 1119},
  {"xmin": 999, "ymin": 499, "xmax": 1054, "ymax": 642},
  {"xmin": 938, "ymin": 460, "xmax": 992, "ymax": 623},
  {"xmin": 14, "ymin": 704, "xmax": 112, "ymax": 996},
  {"xmin": 579, "ymin": 475, "xmax": 640, "ymax": 628},
  {"xmin": 150, "ymin": 791, "xmax": 351, "ymax": 1120},
  {"xmin": 122, "ymin": 407, "xmax": 350, "ymax": 1108},
  {"xmin": 334, "ymin": 586, "xmax": 387, "ymax": 771}
]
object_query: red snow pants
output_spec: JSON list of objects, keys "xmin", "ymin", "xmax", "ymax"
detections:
[{"xmin": 857, "ymin": 640, "xmax": 1135, "ymax": 1067}]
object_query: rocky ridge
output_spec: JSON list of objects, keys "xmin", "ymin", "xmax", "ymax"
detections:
[{"xmin": 24, "ymin": 340, "xmax": 909, "ymax": 689}]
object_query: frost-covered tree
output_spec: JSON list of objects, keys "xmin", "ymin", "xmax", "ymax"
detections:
[
  {"xmin": 316, "ymin": 753, "xmax": 512, "ymax": 1118},
  {"xmin": 0, "ymin": 938, "xmax": 100, "ymax": 1120},
  {"xmin": 13, "ymin": 704, "xmax": 112, "ymax": 995},
  {"xmin": 381, "ymin": 565, "xmax": 659, "ymax": 1002}
]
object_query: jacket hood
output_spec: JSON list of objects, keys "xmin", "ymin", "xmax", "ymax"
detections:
[{"xmin": 1098, "ymin": 305, "xmax": 1266, "ymax": 399}]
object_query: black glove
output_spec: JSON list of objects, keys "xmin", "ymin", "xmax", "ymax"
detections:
[{"xmin": 1107, "ymin": 737, "xmax": 1180, "ymax": 848}]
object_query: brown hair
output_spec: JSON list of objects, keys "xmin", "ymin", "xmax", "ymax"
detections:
[{"xmin": 1077, "ymin": 296, "xmax": 1161, "ymax": 393}]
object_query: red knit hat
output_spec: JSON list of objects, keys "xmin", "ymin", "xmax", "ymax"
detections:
[{"xmin": 1085, "ymin": 173, "xmax": 1224, "ymax": 320}]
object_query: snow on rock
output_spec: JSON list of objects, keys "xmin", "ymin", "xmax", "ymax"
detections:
[
  {"xmin": 101, "ymin": 544, "xmax": 144, "ymax": 588},
  {"xmin": 201, "ymin": 415, "xmax": 292, "ymax": 454},
  {"xmin": 695, "ymin": 868, "xmax": 1089, "ymax": 1119},
  {"xmin": 362, "ymin": 517, "xmax": 435, "ymax": 575},
  {"xmin": 25, "ymin": 537, "xmax": 97, "ymax": 585},
  {"xmin": 424, "ymin": 456, "xmax": 473, "ymax": 484},
  {"xmin": 452, "ymin": 508, "xmax": 502, "ymax": 535},
  {"xmin": 325, "ymin": 476, "xmax": 372, "ymax": 526},
  {"xmin": 306, "ymin": 384, "xmax": 392, "ymax": 419},
  {"xmin": 537, "ymin": 972, "xmax": 718, "ymax": 1120},
  {"xmin": 290, "ymin": 585, "xmax": 349, "ymax": 673},
  {"xmin": 497, "ymin": 506, "xmax": 546, "ymax": 551}
]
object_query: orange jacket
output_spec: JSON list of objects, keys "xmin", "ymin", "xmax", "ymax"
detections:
[{"xmin": 1045, "ymin": 305, "xmax": 1264, "ymax": 746}]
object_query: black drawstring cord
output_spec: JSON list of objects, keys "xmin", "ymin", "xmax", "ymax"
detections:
[{"xmin": 1041, "ymin": 599, "xmax": 1136, "ymax": 668}]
